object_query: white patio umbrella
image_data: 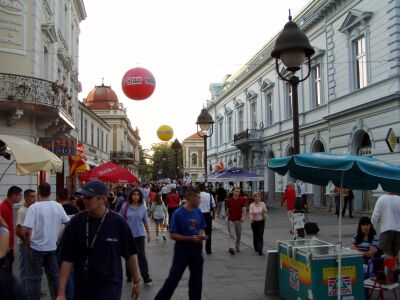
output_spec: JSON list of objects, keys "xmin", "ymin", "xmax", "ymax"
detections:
[{"xmin": 0, "ymin": 134, "xmax": 63, "ymax": 176}]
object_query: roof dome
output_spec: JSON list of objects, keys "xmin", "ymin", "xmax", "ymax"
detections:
[{"xmin": 86, "ymin": 83, "xmax": 119, "ymax": 110}]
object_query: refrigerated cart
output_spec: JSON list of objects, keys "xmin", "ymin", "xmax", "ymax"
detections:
[{"xmin": 277, "ymin": 238, "xmax": 364, "ymax": 300}]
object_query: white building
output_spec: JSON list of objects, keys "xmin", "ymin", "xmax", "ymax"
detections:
[
  {"xmin": 182, "ymin": 133, "xmax": 204, "ymax": 182},
  {"xmin": 77, "ymin": 101, "xmax": 110, "ymax": 166},
  {"xmin": 206, "ymin": 0, "xmax": 400, "ymax": 212},
  {"xmin": 0, "ymin": 0, "xmax": 86, "ymax": 198}
]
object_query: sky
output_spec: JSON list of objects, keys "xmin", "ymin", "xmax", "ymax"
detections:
[{"xmin": 78, "ymin": 0, "xmax": 310, "ymax": 149}]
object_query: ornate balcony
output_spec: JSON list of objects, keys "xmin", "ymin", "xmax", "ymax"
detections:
[
  {"xmin": 233, "ymin": 129, "xmax": 262, "ymax": 151},
  {"xmin": 0, "ymin": 72, "xmax": 74, "ymax": 123},
  {"xmin": 110, "ymin": 151, "xmax": 134, "ymax": 162}
]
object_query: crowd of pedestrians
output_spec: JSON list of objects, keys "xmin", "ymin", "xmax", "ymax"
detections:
[
  {"xmin": 2, "ymin": 177, "xmax": 399, "ymax": 299},
  {"xmin": 0, "ymin": 179, "xmax": 269, "ymax": 300}
]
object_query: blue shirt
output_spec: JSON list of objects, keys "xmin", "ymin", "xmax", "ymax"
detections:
[
  {"xmin": 119, "ymin": 203, "xmax": 148, "ymax": 237},
  {"xmin": 169, "ymin": 206, "xmax": 206, "ymax": 237}
]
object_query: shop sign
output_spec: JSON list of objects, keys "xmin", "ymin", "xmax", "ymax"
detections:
[
  {"xmin": 38, "ymin": 137, "xmax": 77, "ymax": 156},
  {"xmin": 88, "ymin": 147, "xmax": 96, "ymax": 154}
]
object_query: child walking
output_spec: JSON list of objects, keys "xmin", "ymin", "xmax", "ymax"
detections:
[{"xmin": 150, "ymin": 193, "xmax": 168, "ymax": 241}]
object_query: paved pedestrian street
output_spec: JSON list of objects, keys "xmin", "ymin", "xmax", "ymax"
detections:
[{"xmin": 34, "ymin": 203, "xmax": 399, "ymax": 299}]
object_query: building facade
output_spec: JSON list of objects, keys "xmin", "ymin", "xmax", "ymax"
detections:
[
  {"xmin": 77, "ymin": 101, "xmax": 110, "ymax": 166},
  {"xmin": 206, "ymin": 0, "xmax": 400, "ymax": 212},
  {"xmin": 182, "ymin": 133, "xmax": 204, "ymax": 183},
  {"xmin": 84, "ymin": 83, "xmax": 141, "ymax": 177},
  {"xmin": 0, "ymin": 0, "xmax": 86, "ymax": 197}
]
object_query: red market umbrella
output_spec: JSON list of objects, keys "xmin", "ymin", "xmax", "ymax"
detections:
[{"xmin": 78, "ymin": 162, "xmax": 137, "ymax": 183}]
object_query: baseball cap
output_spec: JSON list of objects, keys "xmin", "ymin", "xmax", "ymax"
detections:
[{"xmin": 77, "ymin": 181, "xmax": 108, "ymax": 198}]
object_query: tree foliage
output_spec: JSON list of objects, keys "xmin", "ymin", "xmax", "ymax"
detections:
[{"xmin": 150, "ymin": 142, "xmax": 183, "ymax": 181}]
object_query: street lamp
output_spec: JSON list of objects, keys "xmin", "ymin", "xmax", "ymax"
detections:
[
  {"xmin": 196, "ymin": 108, "xmax": 214, "ymax": 185},
  {"xmin": 171, "ymin": 138, "xmax": 182, "ymax": 180},
  {"xmin": 271, "ymin": 12, "xmax": 314, "ymax": 154}
]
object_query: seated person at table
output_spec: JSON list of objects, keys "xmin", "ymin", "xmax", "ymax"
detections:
[{"xmin": 351, "ymin": 216, "xmax": 380, "ymax": 265}]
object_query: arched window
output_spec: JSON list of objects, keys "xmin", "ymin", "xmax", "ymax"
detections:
[{"xmin": 191, "ymin": 153, "xmax": 197, "ymax": 166}]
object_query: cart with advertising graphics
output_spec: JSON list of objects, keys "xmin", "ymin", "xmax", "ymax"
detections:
[{"xmin": 278, "ymin": 238, "xmax": 364, "ymax": 300}]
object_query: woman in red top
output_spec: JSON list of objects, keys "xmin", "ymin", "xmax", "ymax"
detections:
[
  {"xmin": 166, "ymin": 188, "xmax": 181, "ymax": 225},
  {"xmin": 281, "ymin": 181, "xmax": 296, "ymax": 233}
]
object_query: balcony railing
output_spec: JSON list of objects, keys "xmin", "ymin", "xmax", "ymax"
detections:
[
  {"xmin": 233, "ymin": 129, "xmax": 262, "ymax": 143},
  {"xmin": 0, "ymin": 72, "xmax": 73, "ymax": 121},
  {"xmin": 110, "ymin": 151, "xmax": 134, "ymax": 161}
]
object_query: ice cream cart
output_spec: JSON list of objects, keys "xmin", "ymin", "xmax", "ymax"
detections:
[{"xmin": 278, "ymin": 238, "xmax": 364, "ymax": 299}]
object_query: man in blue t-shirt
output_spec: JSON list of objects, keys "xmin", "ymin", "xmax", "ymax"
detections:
[{"xmin": 155, "ymin": 190, "xmax": 206, "ymax": 300}]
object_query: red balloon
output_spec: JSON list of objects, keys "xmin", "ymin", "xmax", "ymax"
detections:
[{"xmin": 121, "ymin": 67, "xmax": 156, "ymax": 100}]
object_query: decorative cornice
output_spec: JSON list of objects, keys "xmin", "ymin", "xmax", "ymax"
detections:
[
  {"xmin": 261, "ymin": 79, "xmax": 275, "ymax": 92},
  {"xmin": 338, "ymin": 9, "xmax": 373, "ymax": 34},
  {"xmin": 224, "ymin": 106, "xmax": 233, "ymax": 115},
  {"xmin": 246, "ymin": 90, "xmax": 258, "ymax": 101},
  {"xmin": 234, "ymin": 99, "xmax": 244, "ymax": 109}
]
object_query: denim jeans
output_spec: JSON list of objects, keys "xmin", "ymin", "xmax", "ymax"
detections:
[
  {"xmin": 18, "ymin": 243, "xmax": 27, "ymax": 296},
  {"xmin": 155, "ymin": 242, "xmax": 203, "ymax": 300},
  {"xmin": 216, "ymin": 201, "xmax": 225, "ymax": 217},
  {"xmin": 26, "ymin": 247, "xmax": 59, "ymax": 300},
  {"xmin": 335, "ymin": 197, "xmax": 340, "ymax": 215}
]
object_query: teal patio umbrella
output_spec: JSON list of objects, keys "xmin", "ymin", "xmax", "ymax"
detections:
[
  {"xmin": 268, "ymin": 152, "xmax": 400, "ymax": 194},
  {"xmin": 268, "ymin": 152, "xmax": 400, "ymax": 299}
]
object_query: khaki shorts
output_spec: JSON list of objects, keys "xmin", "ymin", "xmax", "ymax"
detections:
[{"xmin": 380, "ymin": 230, "xmax": 400, "ymax": 257}]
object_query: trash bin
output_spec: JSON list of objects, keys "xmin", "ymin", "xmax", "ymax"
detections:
[{"xmin": 278, "ymin": 238, "xmax": 364, "ymax": 299}]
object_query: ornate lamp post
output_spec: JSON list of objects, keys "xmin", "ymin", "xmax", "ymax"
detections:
[
  {"xmin": 196, "ymin": 108, "xmax": 214, "ymax": 185},
  {"xmin": 171, "ymin": 138, "xmax": 182, "ymax": 180},
  {"xmin": 271, "ymin": 12, "xmax": 314, "ymax": 154}
]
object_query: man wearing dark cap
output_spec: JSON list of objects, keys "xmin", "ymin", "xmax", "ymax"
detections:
[{"xmin": 56, "ymin": 180, "xmax": 141, "ymax": 300}]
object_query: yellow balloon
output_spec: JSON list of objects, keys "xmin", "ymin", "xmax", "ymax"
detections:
[{"xmin": 157, "ymin": 125, "xmax": 174, "ymax": 141}]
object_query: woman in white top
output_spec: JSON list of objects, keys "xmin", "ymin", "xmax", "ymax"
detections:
[{"xmin": 249, "ymin": 191, "xmax": 267, "ymax": 255}]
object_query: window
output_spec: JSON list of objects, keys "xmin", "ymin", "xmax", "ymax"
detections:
[
  {"xmin": 105, "ymin": 134, "xmax": 108, "ymax": 152},
  {"xmin": 286, "ymin": 84, "xmax": 293, "ymax": 118},
  {"xmin": 218, "ymin": 121, "xmax": 223, "ymax": 145},
  {"xmin": 251, "ymin": 101, "xmax": 257, "ymax": 129},
  {"xmin": 90, "ymin": 123, "xmax": 94, "ymax": 145},
  {"xmin": 354, "ymin": 36, "xmax": 367, "ymax": 89},
  {"xmin": 311, "ymin": 64, "xmax": 321, "ymax": 107},
  {"xmin": 191, "ymin": 153, "xmax": 198, "ymax": 166},
  {"xmin": 97, "ymin": 127, "xmax": 100, "ymax": 148},
  {"xmin": 265, "ymin": 92, "xmax": 273, "ymax": 126},
  {"xmin": 84, "ymin": 119, "xmax": 87, "ymax": 142},
  {"xmin": 238, "ymin": 109, "xmax": 243, "ymax": 132},
  {"xmin": 227, "ymin": 116, "xmax": 232, "ymax": 141},
  {"xmin": 101, "ymin": 130, "xmax": 104, "ymax": 150},
  {"xmin": 43, "ymin": 47, "xmax": 49, "ymax": 80}
]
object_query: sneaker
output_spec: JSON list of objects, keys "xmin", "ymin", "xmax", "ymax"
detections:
[
  {"xmin": 144, "ymin": 278, "xmax": 153, "ymax": 286},
  {"xmin": 229, "ymin": 248, "xmax": 235, "ymax": 255},
  {"xmin": 163, "ymin": 234, "xmax": 166, "ymax": 241},
  {"xmin": 258, "ymin": 251, "xmax": 264, "ymax": 256},
  {"xmin": 155, "ymin": 236, "xmax": 159, "ymax": 240}
]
